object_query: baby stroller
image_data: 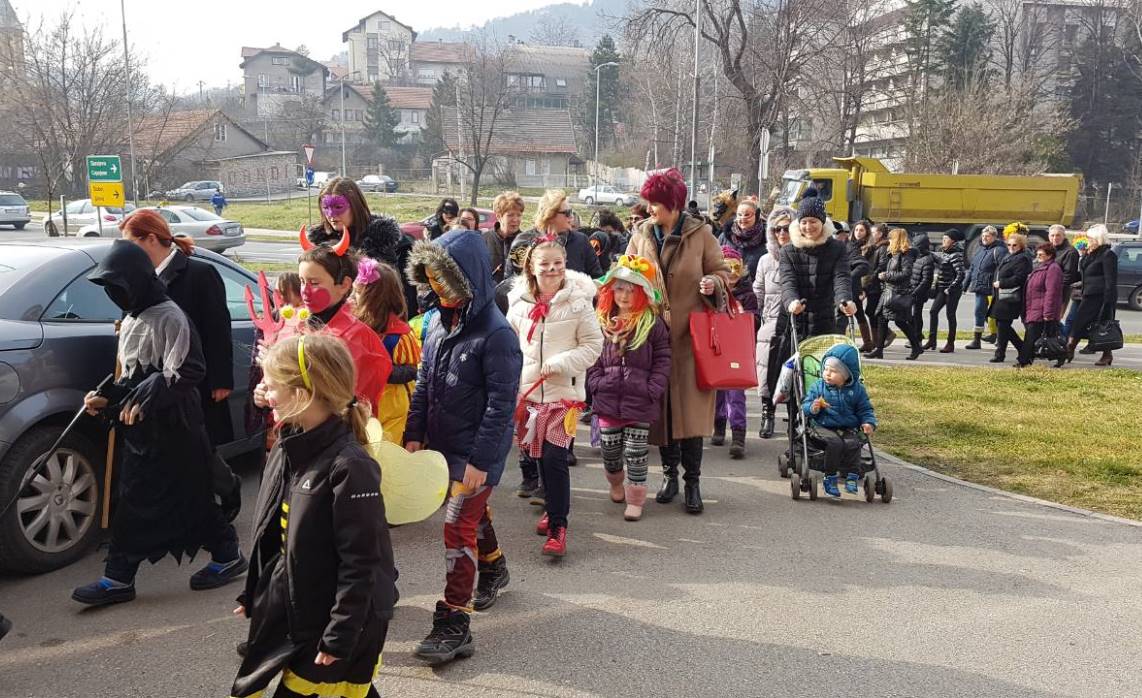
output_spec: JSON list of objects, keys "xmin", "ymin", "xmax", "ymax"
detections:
[{"xmin": 775, "ymin": 314, "xmax": 893, "ymax": 503}]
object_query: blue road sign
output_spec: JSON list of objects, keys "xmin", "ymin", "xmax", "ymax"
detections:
[{"xmin": 305, "ymin": 167, "xmax": 315, "ymax": 185}]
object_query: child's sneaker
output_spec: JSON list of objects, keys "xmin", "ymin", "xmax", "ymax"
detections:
[
  {"xmin": 823, "ymin": 475, "xmax": 841, "ymax": 498},
  {"xmin": 845, "ymin": 473, "xmax": 860, "ymax": 494}
]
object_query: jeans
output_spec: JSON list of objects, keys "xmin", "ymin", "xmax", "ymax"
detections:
[
  {"xmin": 1061, "ymin": 299, "xmax": 1081, "ymax": 338},
  {"xmin": 929, "ymin": 286, "xmax": 962, "ymax": 340},
  {"xmin": 442, "ymin": 483, "xmax": 500, "ymax": 612},
  {"xmin": 539, "ymin": 441, "xmax": 571, "ymax": 529},
  {"xmin": 714, "ymin": 390, "xmax": 748, "ymax": 430},
  {"xmin": 973, "ymin": 293, "xmax": 991, "ymax": 332}
]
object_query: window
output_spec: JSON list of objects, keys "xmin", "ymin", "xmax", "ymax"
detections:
[
  {"xmin": 411, "ymin": 111, "xmax": 420, "ymax": 124},
  {"xmin": 159, "ymin": 210, "xmax": 182, "ymax": 224},
  {"xmin": 42, "ymin": 275, "xmax": 122, "ymax": 322},
  {"xmin": 812, "ymin": 178, "xmax": 834, "ymax": 201},
  {"xmin": 332, "ymin": 108, "xmax": 340, "ymax": 121},
  {"xmin": 272, "ymin": 56, "xmax": 287, "ymax": 65},
  {"xmin": 555, "ymin": 78, "xmax": 567, "ymax": 87},
  {"xmin": 379, "ymin": 20, "xmax": 391, "ymax": 31},
  {"xmin": 65, "ymin": 200, "xmax": 87, "ymax": 214},
  {"xmin": 508, "ymin": 74, "xmax": 520, "ymax": 87},
  {"xmin": 367, "ymin": 35, "xmax": 378, "ymax": 50},
  {"xmin": 214, "ymin": 122, "xmax": 227, "ymax": 142},
  {"xmin": 525, "ymin": 159, "xmax": 537, "ymax": 176},
  {"xmin": 527, "ymin": 75, "xmax": 544, "ymax": 88},
  {"xmin": 257, "ymin": 74, "xmax": 266, "ymax": 87},
  {"xmin": 289, "ymin": 74, "xmax": 302, "ymax": 92},
  {"xmin": 209, "ymin": 260, "xmax": 261, "ymax": 321},
  {"xmin": 387, "ymin": 40, "xmax": 403, "ymax": 52}
]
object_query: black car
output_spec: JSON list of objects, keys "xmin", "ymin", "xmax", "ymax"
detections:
[
  {"xmin": 1113, "ymin": 241, "xmax": 1142, "ymax": 311},
  {"xmin": 0, "ymin": 240, "xmax": 265, "ymax": 573}
]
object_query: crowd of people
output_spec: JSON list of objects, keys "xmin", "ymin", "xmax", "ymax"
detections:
[{"xmin": 56, "ymin": 169, "xmax": 1122, "ymax": 696}]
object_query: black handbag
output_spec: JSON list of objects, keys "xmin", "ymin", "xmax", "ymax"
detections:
[
  {"xmin": 1034, "ymin": 324, "xmax": 1068, "ymax": 360},
  {"xmin": 885, "ymin": 292, "xmax": 912, "ymax": 316},
  {"xmin": 1088, "ymin": 319, "xmax": 1124, "ymax": 351}
]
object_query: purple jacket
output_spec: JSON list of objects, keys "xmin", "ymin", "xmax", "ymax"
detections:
[
  {"xmin": 1023, "ymin": 260, "xmax": 1063, "ymax": 322},
  {"xmin": 586, "ymin": 317, "xmax": 672, "ymax": 424}
]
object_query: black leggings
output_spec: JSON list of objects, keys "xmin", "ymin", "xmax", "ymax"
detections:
[
  {"xmin": 995, "ymin": 319, "xmax": 1024, "ymax": 358},
  {"xmin": 928, "ymin": 287, "xmax": 962, "ymax": 339},
  {"xmin": 878, "ymin": 315, "xmax": 920, "ymax": 351}
]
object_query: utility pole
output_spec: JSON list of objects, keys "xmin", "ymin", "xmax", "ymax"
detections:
[
  {"xmin": 593, "ymin": 61, "xmax": 619, "ymax": 200},
  {"xmin": 197, "ymin": 80, "xmax": 206, "ymax": 105},
  {"xmin": 689, "ymin": 0, "xmax": 701, "ymax": 201},
  {"xmin": 707, "ymin": 67, "xmax": 718, "ymax": 199},
  {"xmin": 120, "ymin": 0, "xmax": 138, "ymax": 205},
  {"xmin": 340, "ymin": 77, "xmax": 347, "ymax": 177}
]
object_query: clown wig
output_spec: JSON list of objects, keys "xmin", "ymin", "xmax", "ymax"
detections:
[
  {"xmin": 640, "ymin": 168, "xmax": 688, "ymax": 213},
  {"xmin": 597, "ymin": 281, "xmax": 656, "ymax": 351}
]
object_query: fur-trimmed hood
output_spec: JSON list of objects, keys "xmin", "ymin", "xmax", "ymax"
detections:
[
  {"xmin": 508, "ymin": 268, "xmax": 596, "ymax": 309},
  {"xmin": 406, "ymin": 230, "xmax": 493, "ymax": 321},
  {"xmin": 790, "ymin": 215, "xmax": 835, "ymax": 250},
  {"xmin": 766, "ymin": 205, "xmax": 796, "ymax": 257}
]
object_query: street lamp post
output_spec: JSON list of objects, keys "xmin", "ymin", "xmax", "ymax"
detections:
[
  {"xmin": 340, "ymin": 77, "xmax": 347, "ymax": 177},
  {"xmin": 120, "ymin": 0, "xmax": 138, "ymax": 205},
  {"xmin": 593, "ymin": 61, "xmax": 619, "ymax": 200}
]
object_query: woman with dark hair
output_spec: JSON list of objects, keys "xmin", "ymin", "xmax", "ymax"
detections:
[
  {"xmin": 1067, "ymin": 225, "xmax": 1118, "ymax": 366},
  {"xmin": 862, "ymin": 223, "xmax": 894, "ymax": 350},
  {"xmin": 718, "ymin": 200, "xmax": 766, "ymax": 284},
  {"xmin": 457, "ymin": 207, "xmax": 480, "ymax": 231},
  {"xmin": 627, "ymin": 202, "xmax": 649, "ymax": 231},
  {"xmin": 988, "ymin": 233, "xmax": 1033, "ymax": 364},
  {"xmin": 427, "ymin": 198, "xmax": 460, "ymax": 240},
  {"xmin": 625, "ymin": 168, "xmax": 730, "ymax": 514},
  {"xmin": 307, "ymin": 176, "xmax": 416, "ymax": 319},
  {"xmin": 1019, "ymin": 242, "xmax": 1064, "ymax": 367},
  {"xmin": 849, "ymin": 220, "xmax": 875, "ymax": 351},
  {"xmin": 927, "ymin": 230, "xmax": 966, "ymax": 353}
]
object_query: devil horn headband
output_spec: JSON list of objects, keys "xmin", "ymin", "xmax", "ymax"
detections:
[{"xmin": 299, "ymin": 225, "xmax": 351, "ymax": 256}]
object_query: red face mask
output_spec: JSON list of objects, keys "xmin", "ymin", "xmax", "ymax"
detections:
[{"xmin": 301, "ymin": 285, "xmax": 333, "ymax": 313}]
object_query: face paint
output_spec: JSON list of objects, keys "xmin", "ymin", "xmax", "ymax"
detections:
[
  {"xmin": 426, "ymin": 268, "xmax": 463, "ymax": 308},
  {"xmin": 726, "ymin": 258, "xmax": 744, "ymax": 278},
  {"xmin": 300, "ymin": 284, "xmax": 333, "ymax": 312},
  {"xmin": 320, "ymin": 194, "xmax": 351, "ymax": 219}
]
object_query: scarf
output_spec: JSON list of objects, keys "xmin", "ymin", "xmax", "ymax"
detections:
[{"xmin": 730, "ymin": 221, "xmax": 766, "ymax": 249}]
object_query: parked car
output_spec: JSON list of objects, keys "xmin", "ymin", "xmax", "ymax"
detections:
[
  {"xmin": 1113, "ymin": 241, "xmax": 1142, "ymax": 310},
  {"xmin": 0, "ymin": 191, "xmax": 30, "ymax": 230},
  {"xmin": 165, "ymin": 180, "xmax": 224, "ymax": 202},
  {"xmin": 77, "ymin": 206, "xmax": 246, "ymax": 253},
  {"xmin": 356, "ymin": 175, "xmax": 399, "ymax": 193},
  {"xmin": 0, "ymin": 239, "xmax": 265, "ymax": 574},
  {"xmin": 296, "ymin": 171, "xmax": 335, "ymax": 189},
  {"xmin": 45, "ymin": 199, "xmax": 137, "ymax": 236},
  {"xmin": 576, "ymin": 185, "xmax": 638, "ymax": 207},
  {"xmin": 399, "ymin": 208, "xmax": 497, "ymax": 240}
]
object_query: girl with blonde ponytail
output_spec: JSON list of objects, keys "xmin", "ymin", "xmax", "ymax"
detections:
[{"xmin": 233, "ymin": 334, "xmax": 395, "ymax": 698}]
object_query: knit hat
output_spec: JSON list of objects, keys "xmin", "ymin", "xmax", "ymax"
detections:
[
  {"xmin": 597, "ymin": 254, "xmax": 662, "ymax": 304},
  {"xmin": 944, "ymin": 228, "xmax": 965, "ymax": 242},
  {"xmin": 824, "ymin": 355, "xmax": 850, "ymax": 381},
  {"xmin": 797, "ymin": 187, "xmax": 827, "ymax": 223},
  {"xmin": 720, "ymin": 245, "xmax": 743, "ymax": 261}
]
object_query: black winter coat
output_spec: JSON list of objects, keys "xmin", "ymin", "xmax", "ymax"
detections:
[
  {"xmin": 876, "ymin": 250, "xmax": 916, "ymax": 321},
  {"xmin": 846, "ymin": 239, "xmax": 871, "ymax": 300},
  {"xmin": 864, "ymin": 239, "xmax": 889, "ymax": 295},
  {"xmin": 933, "ymin": 242, "xmax": 966, "ymax": 291},
  {"xmin": 909, "ymin": 237, "xmax": 936, "ymax": 301},
  {"xmin": 483, "ymin": 225, "xmax": 519, "ymax": 284},
  {"xmin": 778, "ymin": 238, "xmax": 853, "ymax": 316},
  {"xmin": 160, "ymin": 252, "xmax": 234, "ymax": 446},
  {"xmin": 989, "ymin": 250, "xmax": 1033, "ymax": 321},
  {"xmin": 515, "ymin": 228, "xmax": 605, "ymax": 278},
  {"xmin": 1079, "ymin": 245, "xmax": 1118, "ymax": 314},
  {"xmin": 966, "ymin": 239, "xmax": 1008, "ymax": 295},
  {"xmin": 1056, "ymin": 241, "xmax": 1081, "ymax": 289}
]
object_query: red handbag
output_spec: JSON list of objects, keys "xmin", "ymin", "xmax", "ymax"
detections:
[{"xmin": 689, "ymin": 299, "xmax": 758, "ymax": 390}]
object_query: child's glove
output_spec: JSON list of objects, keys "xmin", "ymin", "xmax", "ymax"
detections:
[{"xmin": 811, "ymin": 397, "xmax": 830, "ymax": 414}]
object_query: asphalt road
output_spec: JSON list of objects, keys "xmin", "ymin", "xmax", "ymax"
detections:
[{"xmin": 1, "ymin": 407, "xmax": 1141, "ymax": 697}]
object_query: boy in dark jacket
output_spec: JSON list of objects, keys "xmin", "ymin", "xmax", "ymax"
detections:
[
  {"xmin": 404, "ymin": 229, "xmax": 523, "ymax": 664},
  {"xmin": 802, "ymin": 343, "xmax": 877, "ymax": 498}
]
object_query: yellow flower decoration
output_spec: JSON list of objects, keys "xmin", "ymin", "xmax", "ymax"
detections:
[
  {"xmin": 280, "ymin": 305, "xmax": 311, "ymax": 322},
  {"xmin": 617, "ymin": 254, "xmax": 655, "ymax": 280},
  {"xmin": 1003, "ymin": 221, "xmax": 1028, "ymax": 239},
  {"xmin": 297, "ymin": 308, "xmax": 311, "ymax": 321},
  {"xmin": 281, "ymin": 305, "xmax": 296, "ymax": 320}
]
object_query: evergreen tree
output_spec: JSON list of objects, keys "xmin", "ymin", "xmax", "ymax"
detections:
[
  {"xmin": 580, "ymin": 35, "xmax": 622, "ymax": 157},
  {"xmin": 422, "ymin": 71, "xmax": 457, "ymax": 158},
  {"xmin": 1067, "ymin": 31, "xmax": 1142, "ymax": 187},
  {"xmin": 937, "ymin": 4, "xmax": 994, "ymax": 90},
  {"xmin": 904, "ymin": 0, "xmax": 958, "ymax": 95},
  {"xmin": 364, "ymin": 82, "xmax": 400, "ymax": 148}
]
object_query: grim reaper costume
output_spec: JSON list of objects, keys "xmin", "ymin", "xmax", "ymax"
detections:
[{"xmin": 71, "ymin": 240, "xmax": 243, "ymax": 606}]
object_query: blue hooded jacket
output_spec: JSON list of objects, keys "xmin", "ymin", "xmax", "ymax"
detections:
[
  {"xmin": 402, "ymin": 230, "xmax": 523, "ymax": 485},
  {"xmin": 802, "ymin": 343, "xmax": 877, "ymax": 430}
]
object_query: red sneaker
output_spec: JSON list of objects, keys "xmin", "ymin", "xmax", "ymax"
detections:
[
  {"xmin": 542, "ymin": 526, "xmax": 567, "ymax": 557},
  {"xmin": 535, "ymin": 513, "xmax": 549, "ymax": 536}
]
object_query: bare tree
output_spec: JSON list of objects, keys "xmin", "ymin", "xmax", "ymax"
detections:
[
  {"xmin": 530, "ymin": 17, "xmax": 583, "ymax": 48},
  {"xmin": 376, "ymin": 38, "xmax": 411, "ymax": 83}
]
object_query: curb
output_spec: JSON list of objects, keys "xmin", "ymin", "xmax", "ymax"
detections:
[{"xmin": 873, "ymin": 449, "xmax": 1142, "ymax": 528}]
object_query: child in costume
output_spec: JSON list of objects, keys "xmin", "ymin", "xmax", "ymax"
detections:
[
  {"xmin": 233, "ymin": 334, "xmax": 396, "ymax": 698},
  {"xmin": 403, "ymin": 229, "xmax": 523, "ymax": 663},
  {"xmin": 506, "ymin": 235, "xmax": 603, "ymax": 555},
  {"xmin": 801, "ymin": 343, "xmax": 877, "ymax": 497},
  {"xmin": 353, "ymin": 257, "xmax": 421, "ymax": 443},
  {"xmin": 276, "ymin": 271, "xmax": 302, "ymax": 308},
  {"xmin": 586, "ymin": 255, "xmax": 671, "ymax": 521},
  {"xmin": 711, "ymin": 245, "xmax": 759, "ymax": 459},
  {"xmin": 73, "ymin": 240, "xmax": 244, "ymax": 606}
]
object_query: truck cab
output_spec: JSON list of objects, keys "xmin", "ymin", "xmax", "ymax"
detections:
[{"xmin": 776, "ymin": 168, "xmax": 852, "ymax": 222}]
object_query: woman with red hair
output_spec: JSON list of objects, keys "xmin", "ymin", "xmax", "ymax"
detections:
[{"xmin": 624, "ymin": 168, "xmax": 730, "ymax": 515}]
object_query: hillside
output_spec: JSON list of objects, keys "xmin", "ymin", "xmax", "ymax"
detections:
[{"xmin": 419, "ymin": 0, "xmax": 627, "ymax": 47}]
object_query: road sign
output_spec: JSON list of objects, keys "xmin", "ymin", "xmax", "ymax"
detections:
[
  {"xmin": 87, "ymin": 155, "xmax": 123, "ymax": 183},
  {"xmin": 303, "ymin": 144, "xmax": 315, "ymax": 166},
  {"xmin": 89, "ymin": 181, "xmax": 125, "ymax": 207},
  {"xmin": 305, "ymin": 167, "xmax": 315, "ymax": 185}
]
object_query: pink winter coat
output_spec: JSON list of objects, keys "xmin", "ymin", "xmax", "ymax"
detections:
[{"xmin": 1023, "ymin": 260, "xmax": 1063, "ymax": 322}]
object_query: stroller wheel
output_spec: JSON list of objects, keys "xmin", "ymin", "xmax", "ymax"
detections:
[
  {"xmin": 790, "ymin": 472, "xmax": 802, "ymax": 500},
  {"xmin": 881, "ymin": 477, "xmax": 893, "ymax": 504},
  {"xmin": 808, "ymin": 472, "xmax": 820, "ymax": 501},
  {"xmin": 778, "ymin": 451, "xmax": 791, "ymax": 479},
  {"xmin": 863, "ymin": 474, "xmax": 876, "ymax": 503}
]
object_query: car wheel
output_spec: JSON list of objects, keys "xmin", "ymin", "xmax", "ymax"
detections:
[
  {"xmin": 0, "ymin": 425, "xmax": 103, "ymax": 574},
  {"xmin": 585, "ymin": 197, "xmax": 595, "ymax": 206},
  {"xmin": 84, "ymin": 231, "xmax": 100, "ymax": 238},
  {"xmin": 184, "ymin": 194, "xmax": 194, "ymax": 202},
  {"xmin": 1129, "ymin": 285, "xmax": 1142, "ymax": 312},
  {"xmin": 14, "ymin": 222, "xmax": 26, "ymax": 230},
  {"xmin": 46, "ymin": 221, "xmax": 59, "ymax": 237}
]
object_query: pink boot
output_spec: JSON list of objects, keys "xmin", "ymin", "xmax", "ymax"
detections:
[
  {"xmin": 623, "ymin": 484, "xmax": 647, "ymax": 521},
  {"xmin": 605, "ymin": 470, "xmax": 625, "ymax": 503}
]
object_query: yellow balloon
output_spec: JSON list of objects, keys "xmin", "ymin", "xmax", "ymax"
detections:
[{"xmin": 364, "ymin": 418, "xmax": 449, "ymax": 525}]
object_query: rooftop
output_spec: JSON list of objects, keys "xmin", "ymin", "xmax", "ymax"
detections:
[
  {"xmin": 0, "ymin": 0, "xmax": 19, "ymax": 30},
  {"xmin": 134, "ymin": 109, "xmax": 267, "ymax": 159},
  {"xmin": 442, "ymin": 107, "xmax": 578, "ymax": 155}
]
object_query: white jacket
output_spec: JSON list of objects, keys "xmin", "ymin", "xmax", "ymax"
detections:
[
  {"xmin": 507, "ymin": 269, "xmax": 603, "ymax": 404},
  {"xmin": 752, "ymin": 221, "xmax": 786, "ymax": 398}
]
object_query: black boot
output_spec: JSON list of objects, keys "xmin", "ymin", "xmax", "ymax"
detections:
[
  {"xmin": 472, "ymin": 556, "xmax": 509, "ymax": 611},
  {"xmin": 965, "ymin": 331, "xmax": 982, "ymax": 350},
  {"xmin": 923, "ymin": 333, "xmax": 938, "ymax": 350},
  {"xmin": 656, "ymin": 443, "xmax": 680, "ymax": 503},
  {"xmin": 710, "ymin": 420, "xmax": 726, "ymax": 446},
  {"xmin": 684, "ymin": 482, "xmax": 704, "ymax": 514},
  {"xmin": 759, "ymin": 405, "xmax": 775, "ymax": 439},
  {"xmin": 415, "ymin": 601, "xmax": 475, "ymax": 665},
  {"xmin": 729, "ymin": 429, "xmax": 746, "ymax": 459},
  {"xmin": 680, "ymin": 438, "xmax": 703, "ymax": 514},
  {"xmin": 981, "ymin": 332, "xmax": 997, "ymax": 344}
]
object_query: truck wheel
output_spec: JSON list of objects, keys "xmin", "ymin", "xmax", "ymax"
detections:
[
  {"xmin": 1129, "ymin": 285, "xmax": 1142, "ymax": 312},
  {"xmin": 0, "ymin": 426, "xmax": 103, "ymax": 574}
]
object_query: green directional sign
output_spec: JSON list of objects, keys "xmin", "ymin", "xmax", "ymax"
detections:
[{"xmin": 87, "ymin": 155, "xmax": 122, "ymax": 183}]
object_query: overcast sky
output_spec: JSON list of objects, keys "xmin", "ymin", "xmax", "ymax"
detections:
[{"xmin": 15, "ymin": 0, "xmax": 571, "ymax": 94}]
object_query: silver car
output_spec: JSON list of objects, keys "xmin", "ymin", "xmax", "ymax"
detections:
[
  {"xmin": 165, "ymin": 180, "xmax": 224, "ymax": 202},
  {"xmin": 77, "ymin": 206, "xmax": 246, "ymax": 253},
  {"xmin": 45, "ymin": 199, "xmax": 137, "ymax": 236},
  {"xmin": 0, "ymin": 191, "xmax": 31, "ymax": 229}
]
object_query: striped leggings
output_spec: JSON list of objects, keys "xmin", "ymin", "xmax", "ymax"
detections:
[{"xmin": 599, "ymin": 423, "xmax": 651, "ymax": 484}]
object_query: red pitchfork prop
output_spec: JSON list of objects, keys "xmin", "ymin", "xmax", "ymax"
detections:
[{"xmin": 245, "ymin": 271, "xmax": 284, "ymax": 344}]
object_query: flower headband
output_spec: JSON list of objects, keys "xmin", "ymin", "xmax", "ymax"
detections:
[
  {"xmin": 356, "ymin": 257, "xmax": 381, "ymax": 285},
  {"xmin": 616, "ymin": 254, "xmax": 656, "ymax": 281}
]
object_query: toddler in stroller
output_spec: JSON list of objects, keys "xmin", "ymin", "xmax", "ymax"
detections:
[{"xmin": 801, "ymin": 343, "xmax": 877, "ymax": 497}]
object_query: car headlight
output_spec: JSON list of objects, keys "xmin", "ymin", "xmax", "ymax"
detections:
[{"xmin": 0, "ymin": 361, "xmax": 19, "ymax": 404}]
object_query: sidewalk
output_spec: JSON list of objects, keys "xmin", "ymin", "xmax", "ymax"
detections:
[{"xmin": 867, "ymin": 337, "xmax": 1141, "ymax": 371}]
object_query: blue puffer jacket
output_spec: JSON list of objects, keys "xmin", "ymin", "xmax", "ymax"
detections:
[
  {"xmin": 403, "ymin": 230, "xmax": 523, "ymax": 485},
  {"xmin": 802, "ymin": 343, "xmax": 877, "ymax": 430},
  {"xmin": 965, "ymin": 238, "xmax": 1008, "ymax": 295}
]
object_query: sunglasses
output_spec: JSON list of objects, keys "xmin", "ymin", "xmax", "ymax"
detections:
[
  {"xmin": 320, "ymin": 194, "xmax": 351, "ymax": 218},
  {"xmin": 558, "ymin": 208, "xmax": 574, "ymax": 217},
  {"xmin": 772, "ymin": 225, "xmax": 790, "ymax": 233}
]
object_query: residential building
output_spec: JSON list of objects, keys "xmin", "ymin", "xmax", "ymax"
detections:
[
  {"xmin": 240, "ymin": 44, "xmax": 330, "ymax": 119},
  {"xmin": 850, "ymin": 3, "xmax": 912, "ymax": 167},
  {"xmin": 343, "ymin": 11, "xmax": 416, "ymax": 83},
  {"xmin": 321, "ymin": 83, "xmax": 433, "ymax": 146},
  {"xmin": 409, "ymin": 40, "xmax": 468, "ymax": 86},
  {"xmin": 133, "ymin": 109, "xmax": 269, "ymax": 193},
  {"xmin": 0, "ymin": 0, "xmax": 23, "ymax": 77},
  {"xmin": 506, "ymin": 45, "xmax": 590, "ymax": 110},
  {"xmin": 439, "ymin": 106, "xmax": 584, "ymax": 188}
]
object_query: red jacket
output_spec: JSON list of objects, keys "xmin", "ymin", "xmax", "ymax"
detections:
[{"xmin": 1023, "ymin": 260, "xmax": 1063, "ymax": 323}]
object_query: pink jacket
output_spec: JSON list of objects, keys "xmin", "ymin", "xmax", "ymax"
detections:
[{"xmin": 1023, "ymin": 261, "xmax": 1063, "ymax": 322}]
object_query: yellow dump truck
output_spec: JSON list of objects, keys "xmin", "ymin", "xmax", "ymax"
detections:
[{"xmin": 776, "ymin": 156, "xmax": 1083, "ymax": 258}]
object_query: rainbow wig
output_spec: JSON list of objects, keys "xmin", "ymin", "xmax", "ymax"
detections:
[{"xmin": 597, "ymin": 282, "xmax": 656, "ymax": 351}]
